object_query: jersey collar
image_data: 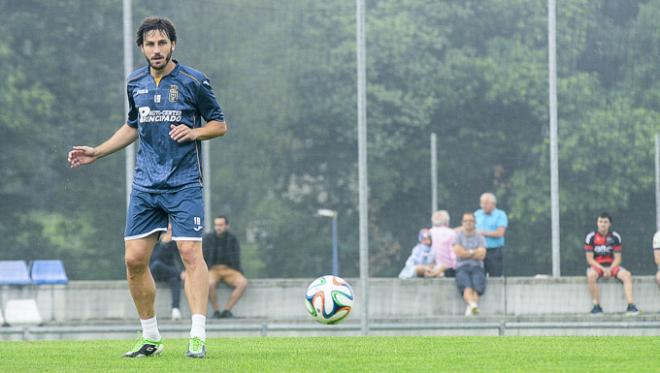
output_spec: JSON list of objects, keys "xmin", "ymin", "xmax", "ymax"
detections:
[
  {"xmin": 170, "ymin": 60, "xmax": 181, "ymax": 76},
  {"xmin": 149, "ymin": 59, "xmax": 181, "ymax": 80}
]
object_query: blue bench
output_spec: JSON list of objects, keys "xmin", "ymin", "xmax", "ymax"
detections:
[
  {"xmin": 0, "ymin": 260, "xmax": 31, "ymax": 285},
  {"xmin": 30, "ymin": 260, "xmax": 68, "ymax": 285}
]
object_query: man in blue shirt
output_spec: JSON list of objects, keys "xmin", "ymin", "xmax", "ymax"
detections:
[
  {"xmin": 474, "ymin": 192, "xmax": 508, "ymax": 277},
  {"xmin": 68, "ymin": 17, "xmax": 225, "ymax": 358}
]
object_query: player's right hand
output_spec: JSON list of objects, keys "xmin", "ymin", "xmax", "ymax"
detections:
[{"xmin": 68, "ymin": 146, "xmax": 98, "ymax": 168}]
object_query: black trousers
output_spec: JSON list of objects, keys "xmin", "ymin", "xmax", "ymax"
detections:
[
  {"xmin": 150, "ymin": 260, "xmax": 181, "ymax": 308},
  {"xmin": 484, "ymin": 247, "xmax": 504, "ymax": 277}
]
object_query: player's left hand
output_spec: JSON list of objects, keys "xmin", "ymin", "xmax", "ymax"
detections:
[{"xmin": 170, "ymin": 123, "xmax": 197, "ymax": 143}]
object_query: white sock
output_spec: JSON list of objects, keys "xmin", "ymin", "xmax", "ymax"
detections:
[
  {"xmin": 140, "ymin": 317, "xmax": 161, "ymax": 341},
  {"xmin": 190, "ymin": 314, "xmax": 206, "ymax": 341}
]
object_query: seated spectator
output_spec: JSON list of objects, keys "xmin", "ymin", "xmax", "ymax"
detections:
[
  {"xmin": 427, "ymin": 210, "xmax": 456, "ymax": 278},
  {"xmin": 149, "ymin": 225, "xmax": 183, "ymax": 320},
  {"xmin": 452, "ymin": 212, "xmax": 487, "ymax": 316},
  {"xmin": 584, "ymin": 212, "xmax": 639, "ymax": 316},
  {"xmin": 203, "ymin": 215, "xmax": 248, "ymax": 319},
  {"xmin": 654, "ymin": 231, "xmax": 660, "ymax": 288},
  {"xmin": 398, "ymin": 228, "xmax": 435, "ymax": 279}
]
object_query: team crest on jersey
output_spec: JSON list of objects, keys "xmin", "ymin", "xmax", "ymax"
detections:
[{"xmin": 168, "ymin": 85, "xmax": 179, "ymax": 102}]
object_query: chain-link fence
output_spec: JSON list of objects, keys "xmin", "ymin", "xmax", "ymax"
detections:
[{"xmin": 1, "ymin": 0, "xmax": 658, "ymax": 280}]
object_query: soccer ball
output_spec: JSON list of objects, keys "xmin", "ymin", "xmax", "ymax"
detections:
[{"xmin": 305, "ymin": 275, "xmax": 354, "ymax": 324}]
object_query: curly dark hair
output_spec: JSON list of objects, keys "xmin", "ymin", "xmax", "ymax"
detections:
[{"xmin": 136, "ymin": 16, "xmax": 176, "ymax": 47}]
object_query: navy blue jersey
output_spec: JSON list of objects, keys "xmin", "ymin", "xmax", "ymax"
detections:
[{"xmin": 126, "ymin": 60, "xmax": 224, "ymax": 192}]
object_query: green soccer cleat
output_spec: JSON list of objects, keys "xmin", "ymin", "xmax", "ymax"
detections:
[
  {"xmin": 186, "ymin": 336, "xmax": 206, "ymax": 359},
  {"xmin": 123, "ymin": 336, "xmax": 164, "ymax": 358}
]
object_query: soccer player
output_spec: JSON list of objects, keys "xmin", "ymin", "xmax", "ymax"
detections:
[
  {"xmin": 67, "ymin": 17, "xmax": 226, "ymax": 358},
  {"xmin": 584, "ymin": 213, "xmax": 639, "ymax": 316}
]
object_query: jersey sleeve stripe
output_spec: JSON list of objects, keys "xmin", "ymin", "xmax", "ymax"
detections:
[
  {"xmin": 127, "ymin": 70, "xmax": 149, "ymax": 83},
  {"xmin": 584, "ymin": 232, "xmax": 595, "ymax": 245},
  {"xmin": 179, "ymin": 71, "xmax": 201, "ymax": 84}
]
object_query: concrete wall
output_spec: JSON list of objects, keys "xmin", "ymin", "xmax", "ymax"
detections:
[{"xmin": 1, "ymin": 276, "xmax": 659, "ymax": 322}]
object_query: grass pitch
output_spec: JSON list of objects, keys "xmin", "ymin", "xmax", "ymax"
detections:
[{"xmin": 0, "ymin": 336, "xmax": 658, "ymax": 372}]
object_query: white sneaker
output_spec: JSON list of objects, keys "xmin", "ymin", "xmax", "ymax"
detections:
[
  {"xmin": 171, "ymin": 308, "xmax": 182, "ymax": 321},
  {"xmin": 465, "ymin": 305, "xmax": 473, "ymax": 316}
]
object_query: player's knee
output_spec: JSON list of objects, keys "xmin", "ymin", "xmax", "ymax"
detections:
[
  {"xmin": 178, "ymin": 245, "xmax": 203, "ymax": 267},
  {"xmin": 125, "ymin": 254, "xmax": 148, "ymax": 272}
]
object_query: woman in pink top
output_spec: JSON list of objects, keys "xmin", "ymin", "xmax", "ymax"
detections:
[{"xmin": 427, "ymin": 210, "xmax": 457, "ymax": 277}]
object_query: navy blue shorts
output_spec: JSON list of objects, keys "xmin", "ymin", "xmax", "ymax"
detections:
[
  {"xmin": 124, "ymin": 187, "xmax": 204, "ymax": 241},
  {"xmin": 455, "ymin": 264, "xmax": 486, "ymax": 296}
]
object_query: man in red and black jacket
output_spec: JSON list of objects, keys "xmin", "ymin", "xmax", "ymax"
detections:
[{"xmin": 584, "ymin": 212, "xmax": 639, "ymax": 316}]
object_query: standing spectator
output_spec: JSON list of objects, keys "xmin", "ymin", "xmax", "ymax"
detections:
[
  {"xmin": 453, "ymin": 212, "xmax": 487, "ymax": 316},
  {"xmin": 427, "ymin": 210, "xmax": 456, "ymax": 278},
  {"xmin": 584, "ymin": 213, "xmax": 639, "ymax": 316},
  {"xmin": 203, "ymin": 216, "xmax": 248, "ymax": 318},
  {"xmin": 149, "ymin": 225, "xmax": 183, "ymax": 320},
  {"xmin": 654, "ymin": 231, "xmax": 660, "ymax": 288},
  {"xmin": 398, "ymin": 228, "xmax": 435, "ymax": 279},
  {"xmin": 475, "ymin": 192, "xmax": 508, "ymax": 277}
]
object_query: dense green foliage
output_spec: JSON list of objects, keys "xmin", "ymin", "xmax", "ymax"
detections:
[
  {"xmin": 0, "ymin": 336, "xmax": 658, "ymax": 372},
  {"xmin": 0, "ymin": 0, "xmax": 658, "ymax": 278}
]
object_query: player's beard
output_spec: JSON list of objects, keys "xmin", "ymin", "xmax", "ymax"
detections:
[{"xmin": 147, "ymin": 48, "xmax": 173, "ymax": 71}]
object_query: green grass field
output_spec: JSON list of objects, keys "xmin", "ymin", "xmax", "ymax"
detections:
[{"xmin": 1, "ymin": 337, "xmax": 658, "ymax": 372}]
